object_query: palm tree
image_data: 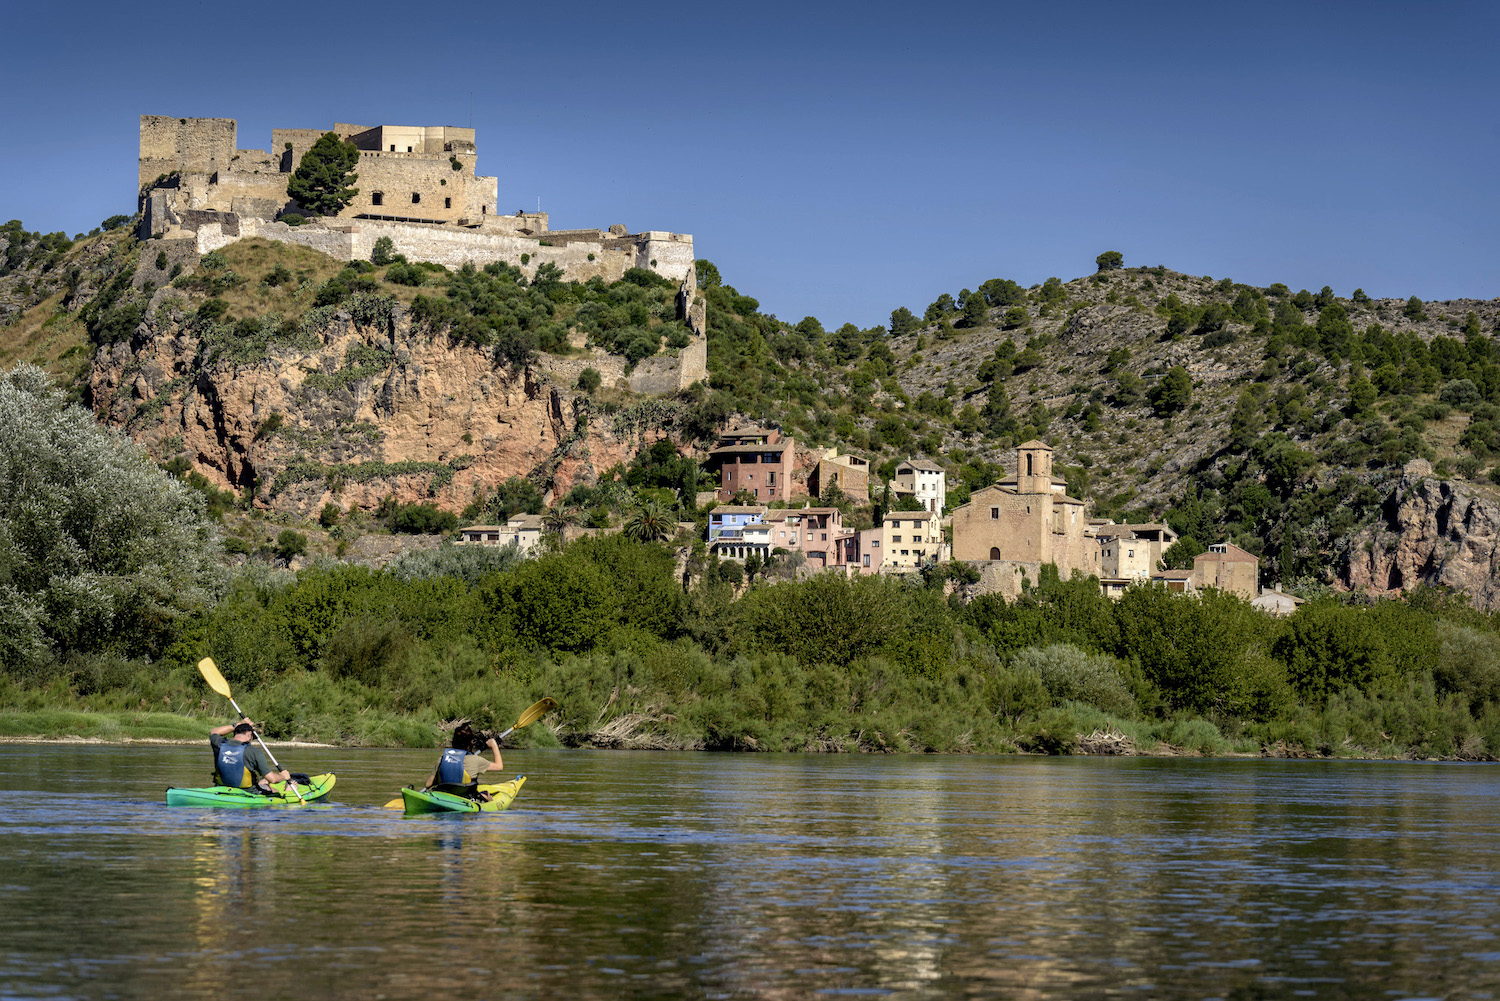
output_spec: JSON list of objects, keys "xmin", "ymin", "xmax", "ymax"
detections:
[
  {"xmin": 542, "ymin": 506, "xmax": 575, "ymax": 538},
  {"xmin": 623, "ymin": 499, "xmax": 673, "ymax": 543}
]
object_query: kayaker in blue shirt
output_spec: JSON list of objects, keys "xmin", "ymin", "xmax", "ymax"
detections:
[
  {"xmin": 425, "ymin": 722, "xmax": 502, "ymax": 792},
  {"xmin": 209, "ymin": 719, "xmax": 297, "ymax": 793}
]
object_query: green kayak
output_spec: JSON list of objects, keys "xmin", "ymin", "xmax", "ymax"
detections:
[
  {"xmin": 400, "ymin": 776, "xmax": 526, "ymax": 814},
  {"xmin": 165, "ymin": 773, "xmax": 336, "ymax": 808}
]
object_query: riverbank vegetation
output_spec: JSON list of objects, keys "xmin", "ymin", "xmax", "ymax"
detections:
[
  {"xmin": 3, "ymin": 360, "xmax": 1498, "ymax": 758},
  {"xmin": 4, "ymin": 541, "xmax": 1499, "ymax": 758}
]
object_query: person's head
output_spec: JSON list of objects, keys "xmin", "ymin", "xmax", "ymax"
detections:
[
  {"xmin": 233, "ymin": 722, "xmax": 255, "ymax": 743},
  {"xmin": 452, "ymin": 722, "xmax": 475, "ymax": 752}
]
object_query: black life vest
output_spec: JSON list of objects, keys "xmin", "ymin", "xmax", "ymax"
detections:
[
  {"xmin": 216, "ymin": 739, "xmax": 253, "ymax": 788},
  {"xmin": 435, "ymin": 746, "xmax": 468, "ymax": 785}
]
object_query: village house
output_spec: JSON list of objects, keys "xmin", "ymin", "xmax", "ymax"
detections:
[
  {"xmin": 456, "ymin": 512, "xmax": 546, "ymax": 555},
  {"xmin": 807, "ymin": 451, "xmax": 871, "ymax": 502},
  {"xmin": 891, "ymin": 459, "xmax": 947, "ymax": 516},
  {"xmin": 880, "ymin": 509, "xmax": 944, "ymax": 571},
  {"xmin": 1146, "ymin": 542, "xmax": 1261, "ymax": 601},
  {"xmin": 703, "ymin": 427, "xmax": 797, "ymax": 502},
  {"xmin": 707, "ymin": 505, "xmax": 771, "ymax": 561},
  {"xmin": 1191, "ymin": 542, "xmax": 1260, "ymax": 600}
]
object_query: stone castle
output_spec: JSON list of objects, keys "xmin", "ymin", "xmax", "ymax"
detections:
[
  {"xmin": 137, "ymin": 115, "xmax": 696, "ymax": 288},
  {"xmin": 136, "ymin": 114, "xmax": 706, "ymax": 392}
]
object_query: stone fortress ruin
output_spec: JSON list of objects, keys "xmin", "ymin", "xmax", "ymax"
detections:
[
  {"xmin": 137, "ymin": 115, "xmax": 696, "ymax": 288},
  {"xmin": 137, "ymin": 114, "xmax": 705, "ymax": 392}
]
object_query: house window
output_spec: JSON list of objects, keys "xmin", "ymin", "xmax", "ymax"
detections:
[
  {"xmin": 406, "ymin": 146, "xmax": 413, "ymax": 152},
  {"xmin": 990, "ymin": 507, "xmax": 999, "ymax": 519},
  {"xmin": 389, "ymin": 144, "xmax": 396, "ymax": 151},
  {"xmin": 863, "ymin": 555, "xmax": 870, "ymax": 567},
  {"xmin": 411, "ymin": 193, "xmax": 421, "ymax": 204},
  {"xmin": 372, "ymin": 192, "xmax": 384, "ymax": 206},
  {"xmin": 914, "ymin": 536, "xmax": 922, "ymax": 543},
  {"xmin": 989, "ymin": 547, "xmax": 1001, "ymax": 559},
  {"xmin": 892, "ymin": 535, "xmax": 902, "ymax": 543},
  {"xmin": 1129, "ymin": 549, "xmax": 1135, "ymax": 558},
  {"xmin": 872, "ymin": 540, "xmax": 880, "ymax": 548},
  {"xmin": 768, "ymin": 471, "xmax": 776, "ymax": 485},
  {"xmin": 444, "ymin": 197, "xmax": 451, "ymax": 209},
  {"xmin": 821, "ymin": 533, "xmax": 827, "ymax": 541}
]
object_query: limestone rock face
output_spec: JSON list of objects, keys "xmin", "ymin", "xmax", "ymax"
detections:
[
  {"xmin": 87, "ymin": 305, "xmax": 652, "ymax": 518},
  {"xmin": 1340, "ymin": 459, "xmax": 1500, "ymax": 610}
]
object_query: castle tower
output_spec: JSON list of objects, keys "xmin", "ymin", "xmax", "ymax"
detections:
[{"xmin": 1015, "ymin": 439, "xmax": 1053, "ymax": 495}]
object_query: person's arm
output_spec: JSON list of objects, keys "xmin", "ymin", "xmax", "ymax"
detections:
[
  {"xmin": 483, "ymin": 737, "xmax": 503, "ymax": 774},
  {"xmin": 210, "ymin": 717, "xmax": 254, "ymax": 737}
]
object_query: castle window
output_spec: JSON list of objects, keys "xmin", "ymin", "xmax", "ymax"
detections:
[
  {"xmin": 372, "ymin": 192, "xmax": 383, "ymax": 206},
  {"xmin": 444, "ymin": 197, "xmax": 451, "ymax": 209},
  {"xmin": 989, "ymin": 547, "xmax": 1001, "ymax": 560},
  {"xmin": 407, "ymin": 146, "xmax": 413, "ymax": 153},
  {"xmin": 990, "ymin": 507, "xmax": 999, "ymax": 520},
  {"xmin": 482, "ymin": 205, "xmax": 487, "ymax": 214},
  {"xmin": 389, "ymin": 144, "xmax": 396, "ymax": 152},
  {"xmin": 411, "ymin": 193, "xmax": 421, "ymax": 204}
]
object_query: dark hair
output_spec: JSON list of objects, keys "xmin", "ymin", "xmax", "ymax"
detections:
[
  {"xmin": 452, "ymin": 723, "xmax": 476, "ymax": 752},
  {"xmin": 233, "ymin": 722, "xmax": 255, "ymax": 736}
]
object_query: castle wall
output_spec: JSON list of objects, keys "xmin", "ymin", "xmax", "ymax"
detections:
[
  {"xmin": 139, "ymin": 116, "xmax": 237, "ymax": 190},
  {"xmin": 344, "ymin": 151, "xmax": 491, "ymax": 223}
]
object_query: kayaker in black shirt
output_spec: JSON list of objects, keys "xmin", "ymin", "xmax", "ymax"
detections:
[
  {"xmin": 209, "ymin": 719, "xmax": 297, "ymax": 793},
  {"xmin": 425, "ymin": 722, "xmax": 502, "ymax": 797}
]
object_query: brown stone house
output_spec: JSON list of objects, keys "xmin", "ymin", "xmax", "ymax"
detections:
[
  {"xmin": 1192, "ymin": 542, "xmax": 1260, "ymax": 599},
  {"xmin": 704, "ymin": 426, "xmax": 797, "ymax": 502}
]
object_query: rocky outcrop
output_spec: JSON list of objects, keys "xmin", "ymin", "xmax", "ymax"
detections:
[
  {"xmin": 87, "ymin": 303, "xmax": 668, "ymax": 519},
  {"xmin": 1340, "ymin": 459, "xmax": 1500, "ymax": 610}
]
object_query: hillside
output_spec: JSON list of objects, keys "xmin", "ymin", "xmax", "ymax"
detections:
[
  {"xmin": 700, "ymin": 260, "xmax": 1500, "ymax": 598},
  {"xmin": 4, "ymin": 219, "xmax": 1500, "ymax": 602}
]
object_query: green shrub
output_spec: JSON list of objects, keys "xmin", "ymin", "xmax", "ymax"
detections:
[
  {"xmin": 275, "ymin": 529, "xmax": 307, "ymax": 560},
  {"xmin": 279, "ymin": 213, "xmax": 306, "ymax": 227},
  {"xmin": 371, "ymin": 236, "xmax": 396, "ymax": 266},
  {"xmin": 391, "ymin": 502, "xmax": 459, "ymax": 535},
  {"xmin": 1013, "ymin": 643, "xmax": 1138, "ymax": 716}
]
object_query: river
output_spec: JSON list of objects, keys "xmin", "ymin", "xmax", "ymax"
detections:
[{"xmin": 1, "ymin": 745, "xmax": 1497, "ymax": 999}]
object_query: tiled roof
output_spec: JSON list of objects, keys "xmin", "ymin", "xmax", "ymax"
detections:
[
  {"xmin": 898, "ymin": 458, "xmax": 945, "ymax": 472},
  {"xmin": 1016, "ymin": 439, "xmax": 1053, "ymax": 451},
  {"xmin": 710, "ymin": 505, "xmax": 768, "ymax": 515}
]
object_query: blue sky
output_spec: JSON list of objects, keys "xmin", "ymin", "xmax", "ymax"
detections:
[{"xmin": 2, "ymin": 0, "xmax": 1495, "ymax": 328}]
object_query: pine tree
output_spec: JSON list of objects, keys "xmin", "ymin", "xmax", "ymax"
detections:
[{"xmin": 286, "ymin": 133, "xmax": 360, "ymax": 216}]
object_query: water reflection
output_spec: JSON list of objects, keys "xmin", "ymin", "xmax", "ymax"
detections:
[{"xmin": 1, "ymin": 748, "xmax": 1499, "ymax": 998}]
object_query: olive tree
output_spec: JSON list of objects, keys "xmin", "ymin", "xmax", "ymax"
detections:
[{"xmin": 0, "ymin": 365, "xmax": 224, "ymax": 671}]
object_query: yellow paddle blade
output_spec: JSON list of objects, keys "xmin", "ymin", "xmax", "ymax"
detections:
[
  {"xmin": 196, "ymin": 657, "xmax": 232, "ymax": 700},
  {"xmin": 513, "ymin": 697, "xmax": 557, "ymax": 730}
]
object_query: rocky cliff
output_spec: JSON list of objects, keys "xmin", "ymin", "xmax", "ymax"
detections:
[
  {"xmin": 87, "ymin": 301, "xmax": 664, "ymax": 518},
  {"xmin": 1341, "ymin": 459, "xmax": 1500, "ymax": 609}
]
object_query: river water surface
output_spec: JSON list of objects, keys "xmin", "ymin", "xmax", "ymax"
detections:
[{"xmin": 2, "ymin": 745, "xmax": 1498, "ymax": 999}]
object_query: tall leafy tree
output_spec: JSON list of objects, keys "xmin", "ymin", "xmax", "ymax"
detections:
[
  {"xmin": 0, "ymin": 365, "xmax": 224, "ymax": 669},
  {"xmin": 286, "ymin": 132, "xmax": 360, "ymax": 216},
  {"xmin": 1095, "ymin": 250, "xmax": 1124, "ymax": 272}
]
